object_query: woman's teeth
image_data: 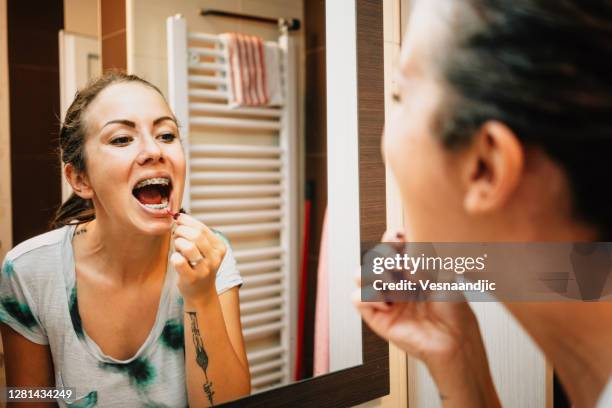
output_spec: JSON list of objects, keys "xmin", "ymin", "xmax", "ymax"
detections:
[
  {"xmin": 143, "ymin": 198, "xmax": 169, "ymax": 210},
  {"xmin": 134, "ymin": 177, "xmax": 170, "ymax": 189}
]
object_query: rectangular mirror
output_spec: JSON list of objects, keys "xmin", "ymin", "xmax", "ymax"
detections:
[{"xmin": 1, "ymin": 0, "xmax": 388, "ymax": 406}]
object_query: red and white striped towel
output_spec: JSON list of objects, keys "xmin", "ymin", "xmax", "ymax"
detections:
[{"xmin": 220, "ymin": 33, "xmax": 283, "ymax": 107}]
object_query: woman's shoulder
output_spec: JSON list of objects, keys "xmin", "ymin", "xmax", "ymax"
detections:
[{"xmin": 3, "ymin": 226, "xmax": 70, "ymax": 273}]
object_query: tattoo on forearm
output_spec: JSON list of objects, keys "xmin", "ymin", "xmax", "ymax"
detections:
[{"xmin": 187, "ymin": 311, "xmax": 215, "ymax": 406}]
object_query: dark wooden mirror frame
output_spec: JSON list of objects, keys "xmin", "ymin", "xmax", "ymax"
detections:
[{"xmin": 224, "ymin": 0, "xmax": 388, "ymax": 406}]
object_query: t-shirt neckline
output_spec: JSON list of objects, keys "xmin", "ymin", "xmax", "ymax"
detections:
[{"xmin": 61, "ymin": 223, "xmax": 175, "ymax": 364}]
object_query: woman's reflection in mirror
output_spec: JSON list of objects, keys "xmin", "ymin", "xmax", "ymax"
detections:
[{"xmin": 0, "ymin": 72, "xmax": 250, "ymax": 407}]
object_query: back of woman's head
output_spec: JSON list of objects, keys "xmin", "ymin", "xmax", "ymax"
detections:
[
  {"xmin": 51, "ymin": 71, "xmax": 164, "ymax": 229},
  {"xmin": 436, "ymin": 0, "xmax": 612, "ymax": 239}
]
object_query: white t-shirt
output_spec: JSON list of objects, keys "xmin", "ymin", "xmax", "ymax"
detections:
[
  {"xmin": 599, "ymin": 377, "xmax": 612, "ymax": 408},
  {"xmin": 0, "ymin": 225, "xmax": 242, "ymax": 407}
]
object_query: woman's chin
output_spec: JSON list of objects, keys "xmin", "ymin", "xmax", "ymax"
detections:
[
  {"xmin": 136, "ymin": 220, "xmax": 173, "ymax": 236},
  {"xmin": 127, "ymin": 198, "xmax": 174, "ymax": 235}
]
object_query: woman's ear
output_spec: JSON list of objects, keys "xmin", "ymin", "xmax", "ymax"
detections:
[
  {"xmin": 463, "ymin": 121, "xmax": 524, "ymax": 214},
  {"xmin": 64, "ymin": 163, "xmax": 93, "ymax": 200}
]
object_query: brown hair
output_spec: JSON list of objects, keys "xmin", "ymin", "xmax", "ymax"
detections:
[{"xmin": 51, "ymin": 71, "xmax": 165, "ymax": 229}]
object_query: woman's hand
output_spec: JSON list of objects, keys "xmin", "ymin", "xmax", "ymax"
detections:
[
  {"xmin": 354, "ymin": 285, "xmax": 481, "ymax": 367},
  {"xmin": 353, "ymin": 230, "xmax": 500, "ymax": 407},
  {"xmin": 170, "ymin": 213, "xmax": 227, "ymax": 307}
]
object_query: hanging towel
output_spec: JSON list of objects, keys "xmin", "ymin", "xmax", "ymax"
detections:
[{"xmin": 219, "ymin": 33, "xmax": 284, "ymax": 107}]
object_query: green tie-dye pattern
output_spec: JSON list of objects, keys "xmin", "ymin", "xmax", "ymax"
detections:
[
  {"xmin": 99, "ymin": 357, "xmax": 156, "ymax": 389},
  {"xmin": 69, "ymin": 286, "xmax": 84, "ymax": 338},
  {"xmin": 177, "ymin": 296, "xmax": 183, "ymax": 306},
  {"xmin": 0, "ymin": 297, "xmax": 37, "ymax": 328},
  {"xmin": 160, "ymin": 319, "xmax": 184, "ymax": 351},
  {"xmin": 68, "ymin": 390, "xmax": 97, "ymax": 407},
  {"xmin": 143, "ymin": 401, "xmax": 171, "ymax": 408},
  {"xmin": 1, "ymin": 259, "xmax": 15, "ymax": 277}
]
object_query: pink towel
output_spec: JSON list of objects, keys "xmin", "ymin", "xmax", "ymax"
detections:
[
  {"xmin": 313, "ymin": 209, "xmax": 329, "ymax": 376},
  {"xmin": 221, "ymin": 33, "xmax": 269, "ymax": 106}
]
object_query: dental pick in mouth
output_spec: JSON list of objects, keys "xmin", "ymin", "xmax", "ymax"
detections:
[{"xmin": 167, "ymin": 208, "xmax": 186, "ymax": 220}]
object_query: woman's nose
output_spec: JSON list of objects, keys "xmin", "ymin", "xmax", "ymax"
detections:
[{"xmin": 137, "ymin": 134, "xmax": 164, "ymax": 165}]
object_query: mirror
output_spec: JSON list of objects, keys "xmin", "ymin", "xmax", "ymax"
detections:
[{"xmin": 1, "ymin": 0, "xmax": 386, "ymax": 406}]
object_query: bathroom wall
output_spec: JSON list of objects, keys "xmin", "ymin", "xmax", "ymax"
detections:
[
  {"xmin": 6, "ymin": 0, "xmax": 63, "ymax": 246},
  {"xmin": 101, "ymin": 0, "xmax": 127, "ymax": 70},
  {"xmin": 64, "ymin": 0, "xmax": 98, "ymax": 37}
]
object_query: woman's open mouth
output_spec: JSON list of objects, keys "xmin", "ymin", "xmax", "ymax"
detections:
[{"xmin": 132, "ymin": 177, "xmax": 172, "ymax": 211}]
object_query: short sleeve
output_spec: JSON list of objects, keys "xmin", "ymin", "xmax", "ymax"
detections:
[
  {"xmin": 0, "ymin": 257, "xmax": 49, "ymax": 345},
  {"xmin": 213, "ymin": 232, "xmax": 243, "ymax": 295}
]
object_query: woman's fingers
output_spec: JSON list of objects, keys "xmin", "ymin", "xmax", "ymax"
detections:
[
  {"xmin": 175, "ymin": 213, "xmax": 224, "ymax": 248},
  {"xmin": 174, "ymin": 237, "xmax": 204, "ymax": 265},
  {"xmin": 170, "ymin": 252, "xmax": 194, "ymax": 280},
  {"xmin": 382, "ymin": 229, "xmax": 405, "ymax": 242},
  {"xmin": 353, "ymin": 275, "xmax": 392, "ymax": 312},
  {"xmin": 174, "ymin": 215, "xmax": 226, "ymax": 261},
  {"xmin": 174, "ymin": 225, "xmax": 226, "ymax": 268}
]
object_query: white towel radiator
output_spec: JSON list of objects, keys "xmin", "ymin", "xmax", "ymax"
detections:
[{"xmin": 166, "ymin": 15, "xmax": 299, "ymax": 392}]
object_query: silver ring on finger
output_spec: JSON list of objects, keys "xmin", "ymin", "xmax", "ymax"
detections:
[{"xmin": 188, "ymin": 256, "xmax": 205, "ymax": 268}]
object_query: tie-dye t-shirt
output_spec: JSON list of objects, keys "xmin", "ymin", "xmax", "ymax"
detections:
[{"xmin": 0, "ymin": 224, "xmax": 242, "ymax": 407}]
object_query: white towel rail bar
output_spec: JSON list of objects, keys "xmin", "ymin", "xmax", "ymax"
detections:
[
  {"xmin": 190, "ymin": 46, "xmax": 225, "ymax": 58},
  {"xmin": 190, "ymin": 158, "xmax": 282, "ymax": 169},
  {"xmin": 188, "ymin": 61, "xmax": 226, "ymax": 71},
  {"xmin": 247, "ymin": 345, "xmax": 285, "ymax": 363},
  {"xmin": 187, "ymin": 32, "xmax": 221, "ymax": 43},
  {"xmin": 214, "ymin": 222, "xmax": 282, "ymax": 237},
  {"xmin": 241, "ymin": 297, "xmax": 284, "ymax": 315},
  {"xmin": 242, "ymin": 272, "xmax": 284, "ymax": 287},
  {"xmin": 188, "ymin": 75, "xmax": 226, "ymax": 86},
  {"xmin": 190, "ymin": 171, "xmax": 282, "ymax": 183},
  {"xmin": 195, "ymin": 209, "xmax": 282, "ymax": 224},
  {"xmin": 189, "ymin": 103, "xmax": 282, "ymax": 117},
  {"xmin": 240, "ymin": 284, "xmax": 284, "ymax": 301},
  {"xmin": 234, "ymin": 246, "xmax": 284, "ymax": 261},
  {"xmin": 250, "ymin": 359, "xmax": 285, "ymax": 375},
  {"xmin": 188, "ymin": 89, "xmax": 228, "ymax": 99},
  {"xmin": 168, "ymin": 16, "xmax": 298, "ymax": 390},
  {"xmin": 243, "ymin": 322, "xmax": 285, "ymax": 341},
  {"xmin": 189, "ymin": 144, "xmax": 283, "ymax": 155},
  {"xmin": 241, "ymin": 309, "xmax": 284, "ymax": 327},
  {"xmin": 190, "ymin": 185, "xmax": 282, "ymax": 197},
  {"xmin": 190, "ymin": 197, "xmax": 282, "ymax": 210},
  {"xmin": 238, "ymin": 259, "xmax": 284, "ymax": 273},
  {"xmin": 251, "ymin": 371, "xmax": 285, "ymax": 388},
  {"xmin": 190, "ymin": 116, "xmax": 282, "ymax": 130}
]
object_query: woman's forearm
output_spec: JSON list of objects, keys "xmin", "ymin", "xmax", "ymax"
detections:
[
  {"xmin": 427, "ymin": 327, "xmax": 501, "ymax": 408},
  {"xmin": 183, "ymin": 290, "xmax": 250, "ymax": 407}
]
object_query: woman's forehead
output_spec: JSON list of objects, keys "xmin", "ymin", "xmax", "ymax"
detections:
[{"xmin": 85, "ymin": 82, "xmax": 171, "ymax": 128}]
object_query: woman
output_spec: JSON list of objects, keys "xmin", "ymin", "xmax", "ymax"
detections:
[
  {"xmin": 355, "ymin": 0, "xmax": 612, "ymax": 407},
  {"xmin": 0, "ymin": 72, "xmax": 250, "ymax": 407}
]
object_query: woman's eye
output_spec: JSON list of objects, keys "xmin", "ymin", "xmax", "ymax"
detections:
[
  {"xmin": 110, "ymin": 136, "xmax": 132, "ymax": 145},
  {"xmin": 159, "ymin": 133, "xmax": 177, "ymax": 142}
]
